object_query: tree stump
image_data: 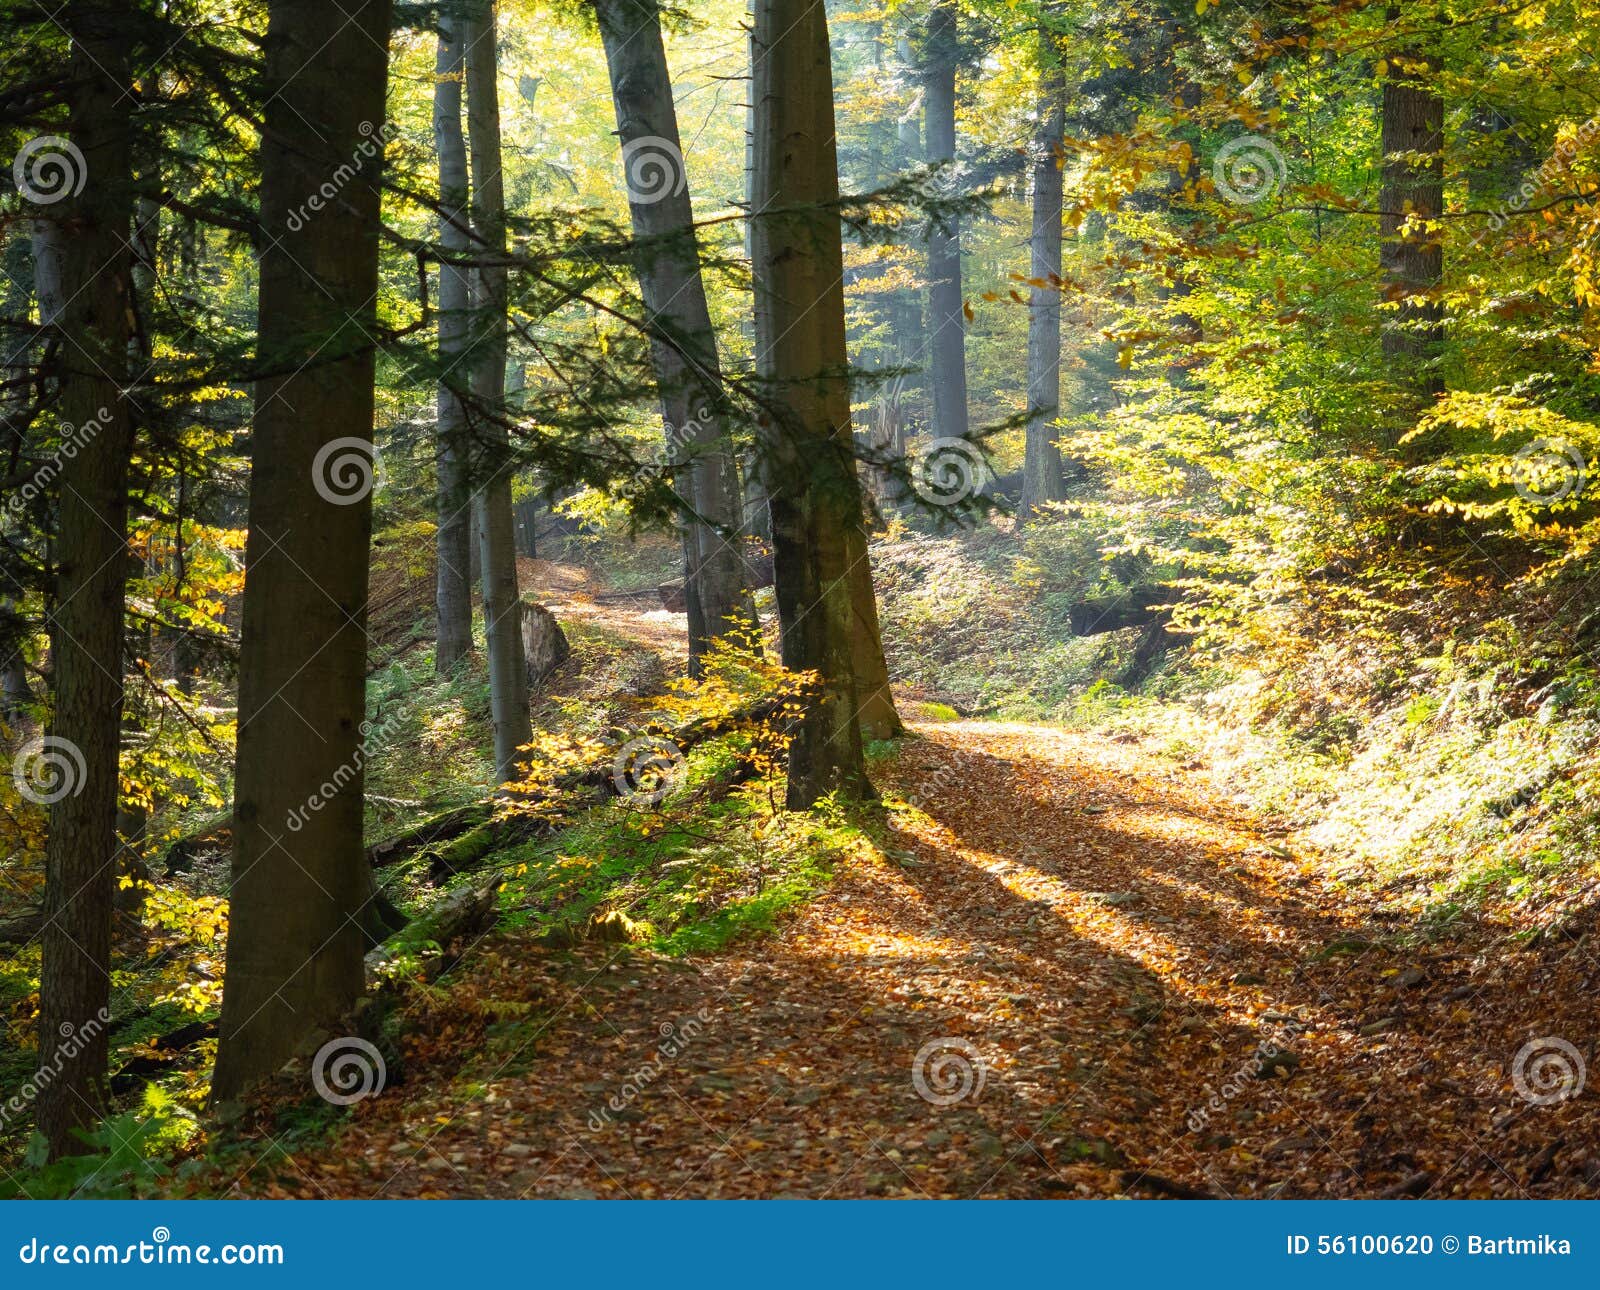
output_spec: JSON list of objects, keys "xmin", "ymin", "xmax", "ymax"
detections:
[{"xmin": 521, "ymin": 600, "xmax": 571, "ymax": 685}]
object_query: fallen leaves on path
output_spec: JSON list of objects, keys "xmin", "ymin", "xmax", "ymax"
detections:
[{"xmin": 233, "ymin": 723, "xmax": 1600, "ymax": 1199}]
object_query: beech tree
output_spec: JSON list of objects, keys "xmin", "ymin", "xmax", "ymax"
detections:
[
  {"xmin": 212, "ymin": 0, "xmax": 393, "ymax": 1100},
  {"xmin": 1378, "ymin": 38, "xmax": 1445, "ymax": 404},
  {"xmin": 433, "ymin": 13, "xmax": 475, "ymax": 673},
  {"xmin": 592, "ymin": 0, "xmax": 755, "ymax": 672},
  {"xmin": 921, "ymin": 0, "xmax": 968, "ymax": 444},
  {"xmin": 464, "ymin": 0, "xmax": 532, "ymax": 784},
  {"xmin": 1019, "ymin": 29, "xmax": 1067, "ymax": 524}
]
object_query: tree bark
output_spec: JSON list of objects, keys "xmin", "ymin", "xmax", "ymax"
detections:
[
  {"xmin": 464, "ymin": 0, "xmax": 532, "ymax": 785},
  {"xmin": 1020, "ymin": 35, "xmax": 1067, "ymax": 525},
  {"xmin": 35, "ymin": 0, "xmax": 135, "ymax": 1159},
  {"xmin": 923, "ymin": 2, "xmax": 968, "ymax": 443},
  {"xmin": 433, "ymin": 17, "xmax": 475, "ymax": 673},
  {"xmin": 212, "ymin": 0, "xmax": 392, "ymax": 1102},
  {"xmin": 1379, "ymin": 42, "xmax": 1444, "ymax": 401},
  {"xmin": 592, "ymin": 0, "xmax": 756, "ymax": 675},
  {"xmin": 751, "ymin": 0, "xmax": 875, "ymax": 806}
]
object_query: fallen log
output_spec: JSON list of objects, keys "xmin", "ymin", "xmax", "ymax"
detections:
[
  {"xmin": 0, "ymin": 906, "xmax": 43, "ymax": 945},
  {"xmin": 365, "ymin": 874, "xmax": 504, "ymax": 986}
]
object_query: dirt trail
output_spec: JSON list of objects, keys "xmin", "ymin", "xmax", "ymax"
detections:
[{"xmin": 250, "ymin": 719, "xmax": 1600, "ymax": 1199}]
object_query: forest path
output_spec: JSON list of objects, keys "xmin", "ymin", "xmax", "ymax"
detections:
[{"xmin": 259, "ymin": 719, "xmax": 1600, "ymax": 1199}]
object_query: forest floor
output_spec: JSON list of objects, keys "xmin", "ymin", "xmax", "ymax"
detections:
[{"xmin": 210, "ymin": 563, "xmax": 1600, "ymax": 1200}]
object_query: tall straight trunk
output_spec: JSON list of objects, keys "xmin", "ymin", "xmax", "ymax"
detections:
[
  {"xmin": 1, "ymin": 237, "xmax": 34, "ymax": 724},
  {"xmin": 212, "ymin": 0, "xmax": 392, "ymax": 1101},
  {"xmin": 923, "ymin": 2, "xmax": 968, "ymax": 443},
  {"xmin": 1379, "ymin": 42, "xmax": 1444, "ymax": 401},
  {"xmin": 593, "ymin": 0, "xmax": 755, "ymax": 673},
  {"xmin": 740, "ymin": 39, "xmax": 773, "ymax": 547},
  {"xmin": 433, "ymin": 17, "xmax": 474, "ymax": 672},
  {"xmin": 464, "ymin": 1, "xmax": 531, "ymax": 784},
  {"xmin": 1020, "ymin": 39, "xmax": 1067, "ymax": 524},
  {"xmin": 752, "ymin": 0, "xmax": 876, "ymax": 807},
  {"xmin": 35, "ymin": 1, "xmax": 135, "ymax": 1158},
  {"xmin": 842, "ymin": 529, "xmax": 899, "ymax": 740}
]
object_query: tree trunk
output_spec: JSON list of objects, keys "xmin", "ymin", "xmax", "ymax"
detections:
[
  {"xmin": 513, "ymin": 485, "xmax": 538, "ymax": 558},
  {"xmin": 923, "ymin": 2, "xmax": 968, "ymax": 443},
  {"xmin": 1020, "ymin": 38, "xmax": 1067, "ymax": 524},
  {"xmin": 433, "ymin": 17, "xmax": 474, "ymax": 673},
  {"xmin": 464, "ymin": 1, "xmax": 532, "ymax": 786},
  {"xmin": 593, "ymin": 0, "xmax": 755, "ymax": 675},
  {"xmin": 1379, "ymin": 41, "xmax": 1444, "ymax": 402},
  {"xmin": 212, "ymin": 0, "xmax": 392, "ymax": 1102},
  {"xmin": 35, "ymin": 1, "xmax": 135, "ymax": 1159},
  {"xmin": 1, "ymin": 239, "xmax": 34, "ymax": 725},
  {"xmin": 751, "ymin": 0, "xmax": 875, "ymax": 807}
]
